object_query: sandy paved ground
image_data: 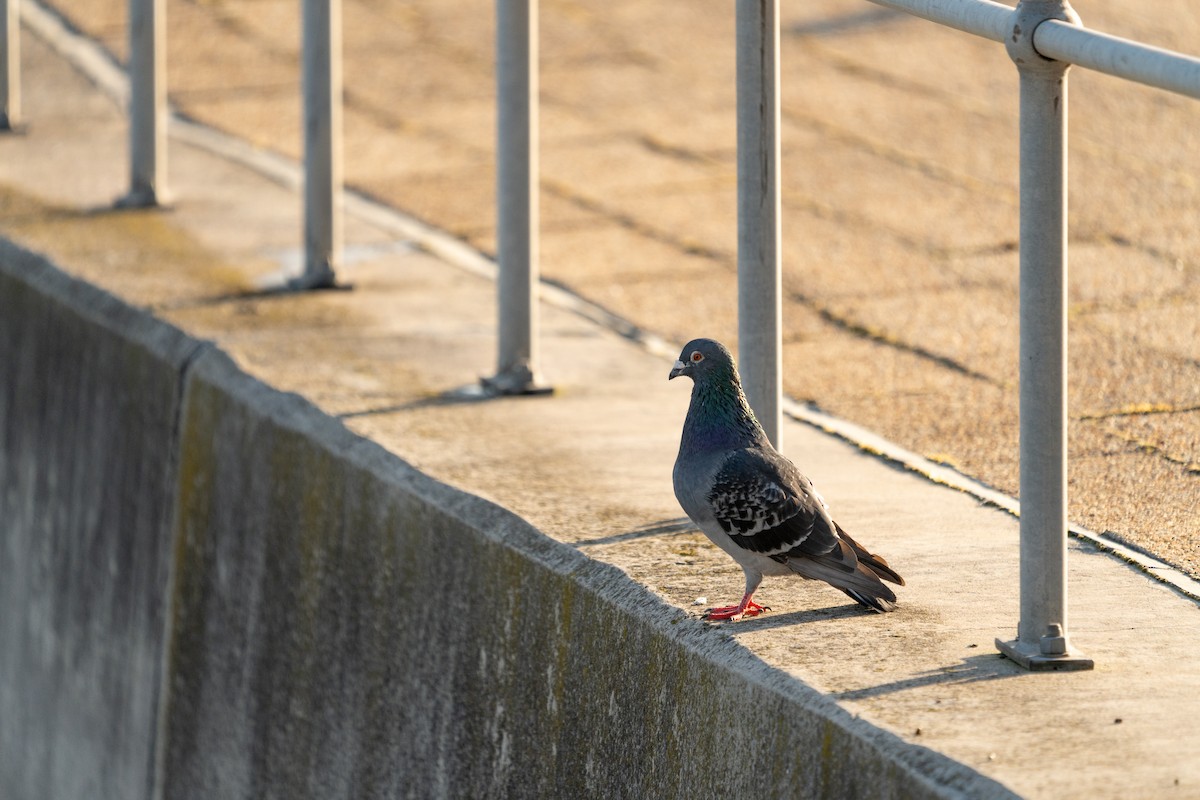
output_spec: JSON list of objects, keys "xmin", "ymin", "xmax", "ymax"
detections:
[{"xmin": 34, "ymin": 0, "xmax": 1200, "ymax": 576}]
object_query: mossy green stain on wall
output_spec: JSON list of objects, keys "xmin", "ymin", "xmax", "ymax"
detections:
[{"xmin": 161, "ymin": 375, "xmax": 232, "ymax": 787}]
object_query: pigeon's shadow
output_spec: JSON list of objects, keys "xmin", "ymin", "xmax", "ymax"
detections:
[{"xmin": 717, "ymin": 603, "xmax": 872, "ymax": 630}]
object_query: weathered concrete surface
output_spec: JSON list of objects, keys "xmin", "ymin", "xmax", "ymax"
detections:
[
  {"xmin": 3, "ymin": 20, "xmax": 1200, "ymax": 800},
  {"xmin": 0, "ymin": 242, "xmax": 202, "ymax": 800}
]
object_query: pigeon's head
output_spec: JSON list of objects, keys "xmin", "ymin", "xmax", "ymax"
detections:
[{"xmin": 669, "ymin": 338, "xmax": 737, "ymax": 383}]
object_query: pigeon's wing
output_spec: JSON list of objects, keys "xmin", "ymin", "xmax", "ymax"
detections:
[{"xmin": 707, "ymin": 449, "xmax": 840, "ymax": 557}]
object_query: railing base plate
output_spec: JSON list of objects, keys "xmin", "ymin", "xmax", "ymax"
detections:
[
  {"xmin": 482, "ymin": 364, "xmax": 553, "ymax": 397},
  {"xmin": 996, "ymin": 637, "xmax": 1094, "ymax": 671}
]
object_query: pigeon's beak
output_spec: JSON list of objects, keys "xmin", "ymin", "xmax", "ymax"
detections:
[{"xmin": 668, "ymin": 360, "xmax": 686, "ymax": 380}]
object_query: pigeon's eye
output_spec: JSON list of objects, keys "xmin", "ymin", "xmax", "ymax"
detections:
[{"xmin": 690, "ymin": 351, "xmax": 704, "ymax": 363}]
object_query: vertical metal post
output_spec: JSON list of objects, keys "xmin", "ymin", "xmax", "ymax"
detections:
[
  {"xmin": 299, "ymin": 0, "xmax": 342, "ymax": 289},
  {"xmin": 1, "ymin": 0, "xmax": 19, "ymax": 131},
  {"xmin": 736, "ymin": 0, "xmax": 783, "ymax": 449},
  {"xmin": 123, "ymin": 0, "xmax": 167, "ymax": 207},
  {"xmin": 486, "ymin": 0, "xmax": 551, "ymax": 395},
  {"xmin": 996, "ymin": 0, "xmax": 1092, "ymax": 671}
]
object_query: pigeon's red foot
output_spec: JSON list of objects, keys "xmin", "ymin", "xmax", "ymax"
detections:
[{"xmin": 703, "ymin": 596, "xmax": 769, "ymax": 621}]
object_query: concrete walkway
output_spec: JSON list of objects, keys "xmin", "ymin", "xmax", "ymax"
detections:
[{"xmin": 3, "ymin": 12, "xmax": 1200, "ymax": 799}]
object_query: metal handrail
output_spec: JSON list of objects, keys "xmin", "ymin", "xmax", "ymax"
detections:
[
  {"xmin": 12, "ymin": 0, "xmax": 1199, "ymax": 669},
  {"xmin": 1, "ymin": 0, "xmax": 19, "ymax": 130},
  {"xmin": 123, "ymin": 0, "xmax": 166, "ymax": 207},
  {"xmin": 299, "ymin": 0, "xmax": 343, "ymax": 289},
  {"xmin": 489, "ymin": 0, "xmax": 552, "ymax": 395},
  {"xmin": 868, "ymin": 0, "xmax": 1200, "ymax": 100},
  {"xmin": 1034, "ymin": 19, "xmax": 1200, "ymax": 100},
  {"xmin": 868, "ymin": 0, "xmax": 1011, "ymax": 41},
  {"xmin": 848, "ymin": 0, "xmax": 1200, "ymax": 670},
  {"xmin": 736, "ymin": 0, "xmax": 784, "ymax": 447}
]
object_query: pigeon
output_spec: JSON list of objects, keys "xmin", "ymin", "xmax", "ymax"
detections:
[{"xmin": 670, "ymin": 338, "xmax": 904, "ymax": 620}]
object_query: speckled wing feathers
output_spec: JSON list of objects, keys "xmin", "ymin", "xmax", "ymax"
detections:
[{"xmin": 708, "ymin": 449, "xmax": 839, "ymax": 557}]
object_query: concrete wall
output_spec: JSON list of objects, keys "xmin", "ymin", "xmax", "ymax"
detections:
[
  {"xmin": 0, "ymin": 242, "xmax": 202, "ymax": 800},
  {"xmin": 0, "ymin": 241, "xmax": 1012, "ymax": 799}
]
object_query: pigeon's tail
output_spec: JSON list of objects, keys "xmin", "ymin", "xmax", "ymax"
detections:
[
  {"xmin": 836, "ymin": 525, "xmax": 905, "ymax": 586},
  {"xmin": 778, "ymin": 534, "xmax": 902, "ymax": 613},
  {"xmin": 842, "ymin": 587, "xmax": 897, "ymax": 613}
]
